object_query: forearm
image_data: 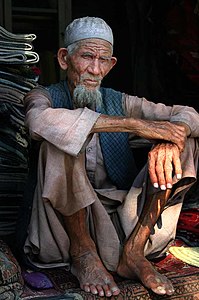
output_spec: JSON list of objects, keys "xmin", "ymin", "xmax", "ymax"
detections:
[
  {"xmin": 92, "ymin": 114, "xmax": 138, "ymax": 133},
  {"xmin": 92, "ymin": 114, "xmax": 164, "ymax": 137},
  {"xmin": 92, "ymin": 114, "xmax": 188, "ymax": 152},
  {"xmin": 124, "ymin": 94, "xmax": 199, "ymax": 137}
]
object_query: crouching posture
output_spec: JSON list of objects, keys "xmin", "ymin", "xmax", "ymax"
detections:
[{"xmin": 23, "ymin": 17, "xmax": 199, "ymax": 298}]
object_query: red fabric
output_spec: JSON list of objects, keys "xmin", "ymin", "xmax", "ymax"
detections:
[{"xmin": 177, "ymin": 209, "xmax": 199, "ymax": 234}]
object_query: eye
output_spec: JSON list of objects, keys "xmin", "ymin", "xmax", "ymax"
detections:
[
  {"xmin": 81, "ymin": 53, "xmax": 93, "ymax": 60},
  {"xmin": 99, "ymin": 57, "xmax": 110, "ymax": 64}
]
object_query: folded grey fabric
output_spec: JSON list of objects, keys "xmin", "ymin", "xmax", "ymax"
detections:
[
  {"xmin": 0, "ymin": 51, "xmax": 39, "ymax": 64},
  {"xmin": 0, "ymin": 26, "xmax": 39, "ymax": 64},
  {"xmin": 0, "ymin": 25, "xmax": 36, "ymax": 42},
  {"xmin": 0, "ymin": 41, "xmax": 33, "ymax": 51}
]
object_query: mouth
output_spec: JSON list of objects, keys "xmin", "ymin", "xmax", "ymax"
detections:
[
  {"xmin": 79, "ymin": 75, "xmax": 102, "ymax": 89},
  {"xmin": 83, "ymin": 79, "xmax": 100, "ymax": 87}
]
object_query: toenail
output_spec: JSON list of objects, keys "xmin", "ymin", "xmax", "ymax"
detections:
[
  {"xmin": 112, "ymin": 287, "xmax": 119, "ymax": 292},
  {"xmin": 168, "ymin": 288, "xmax": 175, "ymax": 294},
  {"xmin": 84, "ymin": 285, "xmax": 90, "ymax": 292},
  {"xmin": 157, "ymin": 286, "xmax": 166, "ymax": 293}
]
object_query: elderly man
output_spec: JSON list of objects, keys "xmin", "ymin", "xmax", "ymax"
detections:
[{"xmin": 23, "ymin": 17, "xmax": 199, "ymax": 298}]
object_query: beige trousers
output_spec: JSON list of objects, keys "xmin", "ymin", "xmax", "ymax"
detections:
[{"xmin": 24, "ymin": 138, "xmax": 198, "ymax": 271}]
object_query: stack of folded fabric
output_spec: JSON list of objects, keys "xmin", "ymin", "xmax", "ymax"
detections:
[
  {"xmin": 0, "ymin": 26, "xmax": 39, "ymax": 239},
  {"xmin": 0, "ymin": 26, "xmax": 39, "ymax": 65}
]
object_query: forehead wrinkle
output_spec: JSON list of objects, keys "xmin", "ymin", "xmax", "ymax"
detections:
[{"xmin": 78, "ymin": 39, "xmax": 113, "ymax": 55}]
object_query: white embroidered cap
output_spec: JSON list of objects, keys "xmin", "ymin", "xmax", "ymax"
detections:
[{"xmin": 64, "ymin": 16, "xmax": 114, "ymax": 47}]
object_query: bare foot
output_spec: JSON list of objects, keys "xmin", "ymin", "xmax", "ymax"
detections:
[
  {"xmin": 117, "ymin": 253, "xmax": 175, "ymax": 295},
  {"xmin": 71, "ymin": 250, "xmax": 120, "ymax": 297}
]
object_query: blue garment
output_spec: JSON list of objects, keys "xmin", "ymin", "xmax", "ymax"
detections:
[{"xmin": 47, "ymin": 80, "xmax": 137, "ymax": 190}]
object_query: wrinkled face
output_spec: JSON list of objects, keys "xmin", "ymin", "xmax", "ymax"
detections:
[{"xmin": 65, "ymin": 39, "xmax": 117, "ymax": 94}]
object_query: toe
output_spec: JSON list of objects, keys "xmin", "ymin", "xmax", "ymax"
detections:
[
  {"xmin": 89, "ymin": 284, "xmax": 98, "ymax": 295},
  {"xmin": 153, "ymin": 285, "xmax": 167, "ymax": 295},
  {"xmin": 111, "ymin": 286, "xmax": 120, "ymax": 296},
  {"xmin": 96, "ymin": 284, "xmax": 104, "ymax": 297},
  {"xmin": 103, "ymin": 284, "xmax": 112, "ymax": 297},
  {"xmin": 109, "ymin": 281, "xmax": 120, "ymax": 296},
  {"xmin": 81, "ymin": 283, "xmax": 90, "ymax": 293},
  {"xmin": 166, "ymin": 283, "xmax": 175, "ymax": 295}
]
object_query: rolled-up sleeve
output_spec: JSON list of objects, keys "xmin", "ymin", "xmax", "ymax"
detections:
[
  {"xmin": 24, "ymin": 86, "xmax": 100, "ymax": 156},
  {"xmin": 123, "ymin": 94, "xmax": 199, "ymax": 137}
]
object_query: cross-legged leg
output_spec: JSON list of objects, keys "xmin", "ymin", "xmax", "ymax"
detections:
[
  {"xmin": 117, "ymin": 189, "xmax": 175, "ymax": 295},
  {"xmin": 63, "ymin": 208, "xmax": 120, "ymax": 297}
]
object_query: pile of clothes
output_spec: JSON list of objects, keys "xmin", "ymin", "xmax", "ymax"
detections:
[{"xmin": 0, "ymin": 26, "xmax": 39, "ymax": 239}]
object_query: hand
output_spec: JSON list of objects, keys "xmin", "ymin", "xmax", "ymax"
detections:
[
  {"xmin": 148, "ymin": 143, "xmax": 182, "ymax": 190},
  {"xmin": 134, "ymin": 120, "xmax": 187, "ymax": 153}
]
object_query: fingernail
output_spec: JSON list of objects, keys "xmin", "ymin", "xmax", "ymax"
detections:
[
  {"xmin": 167, "ymin": 183, "xmax": 172, "ymax": 189},
  {"xmin": 153, "ymin": 183, "xmax": 159, "ymax": 188},
  {"xmin": 160, "ymin": 185, "xmax": 166, "ymax": 190},
  {"xmin": 177, "ymin": 174, "xmax": 182, "ymax": 179}
]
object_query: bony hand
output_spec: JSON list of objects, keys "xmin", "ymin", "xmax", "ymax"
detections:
[
  {"xmin": 135, "ymin": 120, "xmax": 187, "ymax": 153},
  {"xmin": 148, "ymin": 143, "xmax": 182, "ymax": 190}
]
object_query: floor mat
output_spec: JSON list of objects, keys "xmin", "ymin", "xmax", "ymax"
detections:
[{"xmin": 21, "ymin": 249, "xmax": 199, "ymax": 299}]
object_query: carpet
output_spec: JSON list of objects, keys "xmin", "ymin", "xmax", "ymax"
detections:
[{"xmin": 21, "ymin": 248, "xmax": 199, "ymax": 300}]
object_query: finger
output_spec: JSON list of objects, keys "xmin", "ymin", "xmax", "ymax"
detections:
[
  {"xmin": 148, "ymin": 149, "xmax": 158, "ymax": 187},
  {"xmin": 155, "ymin": 144, "xmax": 166, "ymax": 190},
  {"xmin": 172, "ymin": 145, "xmax": 182, "ymax": 179},
  {"xmin": 164, "ymin": 144, "xmax": 174, "ymax": 188}
]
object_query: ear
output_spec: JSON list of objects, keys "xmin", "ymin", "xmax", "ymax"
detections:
[
  {"xmin": 110, "ymin": 56, "xmax": 117, "ymax": 69},
  {"xmin": 57, "ymin": 48, "xmax": 68, "ymax": 70}
]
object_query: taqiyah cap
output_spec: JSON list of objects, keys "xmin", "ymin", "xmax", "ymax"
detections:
[{"xmin": 64, "ymin": 16, "xmax": 113, "ymax": 47}]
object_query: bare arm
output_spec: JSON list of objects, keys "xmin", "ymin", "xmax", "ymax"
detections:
[
  {"xmin": 124, "ymin": 94, "xmax": 199, "ymax": 138},
  {"xmin": 92, "ymin": 114, "xmax": 188, "ymax": 152},
  {"xmin": 92, "ymin": 114, "xmax": 191, "ymax": 190}
]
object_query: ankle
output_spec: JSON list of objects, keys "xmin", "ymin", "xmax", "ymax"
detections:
[
  {"xmin": 123, "ymin": 242, "xmax": 144, "ymax": 257},
  {"xmin": 70, "ymin": 240, "xmax": 96, "ymax": 258}
]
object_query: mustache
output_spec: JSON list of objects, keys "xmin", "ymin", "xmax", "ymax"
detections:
[{"xmin": 80, "ymin": 75, "xmax": 102, "ymax": 85}]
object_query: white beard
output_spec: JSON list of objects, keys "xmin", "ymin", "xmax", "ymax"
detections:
[{"xmin": 73, "ymin": 85, "xmax": 102, "ymax": 110}]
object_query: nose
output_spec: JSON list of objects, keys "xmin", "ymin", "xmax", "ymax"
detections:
[{"xmin": 87, "ymin": 58, "xmax": 101, "ymax": 75}]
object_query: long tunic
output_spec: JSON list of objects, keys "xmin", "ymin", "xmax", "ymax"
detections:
[{"xmin": 23, "ymin": 85, "xmax": 199, "ymax": 271}]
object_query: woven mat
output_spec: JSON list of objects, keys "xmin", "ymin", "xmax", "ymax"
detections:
[
  {"xmin": 21, "ymin": 248, "xmax": 199, "ymax": 300},
  {"xmin": 40, "ymin": 252, "xmax": 199, "ymax": 300}
]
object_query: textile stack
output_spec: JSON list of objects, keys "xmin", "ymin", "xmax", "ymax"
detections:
[{"xmin": 0, "ymin": 26, "xmax": 39, "ymax": 238}]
